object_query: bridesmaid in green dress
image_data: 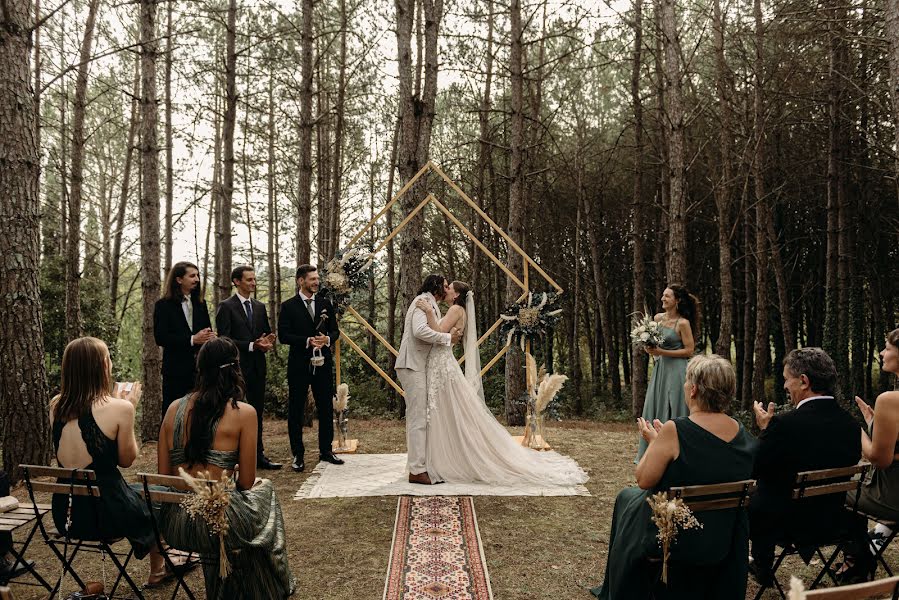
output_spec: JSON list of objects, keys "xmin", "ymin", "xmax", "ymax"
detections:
[
  {"xmin": 636, "ymin": 285, "xmax": 699, "ymax": 461},
  {"xmin": 591, "ymin": 355, "xmax": 758, "ymax": 599}
]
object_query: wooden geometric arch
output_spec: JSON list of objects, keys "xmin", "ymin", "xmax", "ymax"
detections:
[{"xmin": 336, "ymin": 161, "xmax": 563, "ymax": 397}]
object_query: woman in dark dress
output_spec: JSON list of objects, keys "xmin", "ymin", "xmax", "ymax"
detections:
[
  {"xmin": 157, "ymin": 337, "xmax": 295, "ymax": 599},
  {"xmin": 50, "ymin": 336, "xmax": 184, "ymax": 587},
  {"xmin": 592, "ymin": 354, "xmax": 758, "ymax": 599}
]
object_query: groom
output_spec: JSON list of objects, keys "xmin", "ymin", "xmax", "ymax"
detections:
[{"xmin": 395, "ymin": 274, "xmax": 463, "ymax": 484}]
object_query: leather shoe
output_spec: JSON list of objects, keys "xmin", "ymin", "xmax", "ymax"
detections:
[
  {"xmin": 257, "ymin": 456, "xmax": 282, "ymax": 470},
  {"xmin": 291, "ymin": 456, "xmax": 304, "ymax": 472},
  {"xmin": 836, "ymin": 559, "xmax": 875, "ymax": 584},
  {"xmin": 408, "ymin": 472, "xmax": 434, "ymax": 485},
  {"xmin": 320, "ymin": 453, "xmax": 345, "ymax": 465}
]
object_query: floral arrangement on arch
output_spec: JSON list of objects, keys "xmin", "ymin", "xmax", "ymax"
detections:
[
  {"xmin": 498, "ymin": 291, "xmax": 564, "ymax": 351},
  {"xmin": 319, "ymin": 247, "xmax": 376, "ymax": 314}
]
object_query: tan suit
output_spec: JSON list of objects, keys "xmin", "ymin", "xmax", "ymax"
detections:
[{"xmin": 396, "ymin": 293, "xmax": 451, "ymax": 475}]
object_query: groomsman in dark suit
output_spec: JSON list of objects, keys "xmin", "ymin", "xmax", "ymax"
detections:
[
  {"xmin": 279, "ymin": 264, "xmax": 343, "ymax": 472},
  {"xmin": 154, "ymin": 261, "xmax": 215, "ymax": 416},
  {"xmin": 216, "ymin": 265, "xmax": 281, "ymax": 470}
]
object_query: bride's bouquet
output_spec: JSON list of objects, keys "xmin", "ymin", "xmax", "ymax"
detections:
[{"xmin": 631, "ymin": 313, "xmax": 664, "ymax": 348}]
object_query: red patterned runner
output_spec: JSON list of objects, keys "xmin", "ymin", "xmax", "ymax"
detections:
[{"xmin": 383, "ymin": 496, "xmax": 493, "ymax": 600}]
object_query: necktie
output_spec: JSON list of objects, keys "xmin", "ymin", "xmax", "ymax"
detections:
[
  {"xmin": 244, "ymin": 299, "xmax": 254, "ymax": 323},
  {"xmin": 305, "ymin": 298, "xmax": 315, "ymax": 320},
  {"xmin": 184, "ymin": 298, "xmax": 193, "ymax": 330}
]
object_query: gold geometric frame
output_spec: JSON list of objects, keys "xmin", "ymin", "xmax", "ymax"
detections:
[{"xmin": 335, "ymin": 161, "xmax": 563, "ymax": 397}]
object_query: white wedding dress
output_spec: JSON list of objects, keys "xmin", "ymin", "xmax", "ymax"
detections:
[{"xmin": 424, "ymin": 294, "xmax": 588, "ymax": 486}]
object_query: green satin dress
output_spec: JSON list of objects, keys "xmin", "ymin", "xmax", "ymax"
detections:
[
  {"xmin": 159, "ymin": 397, "xmax": 296, "ymax": 599},
  {"xmin": 636, "ymin": 320, "xmax": 689, "ymax": 461},
  {"xmin": 592, "ymin": 418, "xmax": 758, "ymax": 599}
]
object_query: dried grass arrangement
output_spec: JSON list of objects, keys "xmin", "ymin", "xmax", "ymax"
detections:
[
  {"xmin": 787, "ymin": 576, "xmax": 806, "ymax": 600},
  {"xmin": 178, "ymin": 467, "xmax": 235, "ymax": 578},
  {"xmin": 646, "ymin": 492, "xmax": 703, "ymax": 584}
]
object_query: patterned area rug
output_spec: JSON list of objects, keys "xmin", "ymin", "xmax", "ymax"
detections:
[
  {"xmin": 293, "ymin": 454, "xmax": 590, "ymax": 499},
  {"xmin": 383, "ymin": 496, "xmax": 493, "ymax": 600}
]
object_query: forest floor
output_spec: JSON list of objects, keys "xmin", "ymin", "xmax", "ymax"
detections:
[{"xmin": 7, "ymin": 418, "xmax": 896, "ymax": 599}]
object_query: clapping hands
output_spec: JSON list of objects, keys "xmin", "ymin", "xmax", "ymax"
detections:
[
  {"xmin": 114, "ymin": 381, "xmax": 142, "ymax": 407},
  {"xmin": 254, "ymin": 332, "xmax": 276, "ymax": 352},
  {"xmin": 637, "ymin": 417, "xmax": 663, "ymax": 443},
  {"xmin": 855, "ymin": 395, "xmax": 874, "ymax": 428},
  {"xmin": 753, "ymin": 401, "xmax": 776, "ymax": 430}
]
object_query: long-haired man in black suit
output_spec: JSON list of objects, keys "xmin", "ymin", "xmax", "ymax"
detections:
[
  {"xmin": 278, "ymin": 265, "xmax": 343, "ymax": 472},
  {"xmin": 216, "ymin": 265, "xmax": 281, "ymax": 470},
  {"xmin": 153, "ymin": 261, "xmax": 215, "ymax": 416}
]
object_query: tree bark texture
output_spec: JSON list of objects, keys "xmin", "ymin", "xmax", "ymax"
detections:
[
  {"xmin": 295, "ymin": 0, "xmax": 314, "ymax": 265},
  {"xmin": 218, "ymin": 0, "xmax": 237, "ymax": 300}
]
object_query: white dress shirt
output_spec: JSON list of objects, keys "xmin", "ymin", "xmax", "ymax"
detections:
[
  {"xmin": 796, "ymin": 395, "xmax": 833, "ymax": 410},
  {"xmin": 299, "ymin": 290, "xmax": 330, "ymax": 348},
  {"xmin": 182, "ymin": 295, "xmax": 195, "ymax": 346}
]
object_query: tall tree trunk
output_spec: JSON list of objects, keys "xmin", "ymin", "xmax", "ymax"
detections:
[
  {"xmin": 472, "ymin": 0, "xmax": 494, "ymax": 296},
  {"xmin": 58, "ymin": 18, "xmax": 68, "ymax": 253},
  {"xmin": 329, "ymin": 0, "xmax": 347, "ymax": 257},
  {"xmin": 295, "ymin": 0, "xmax": 314, "ymax": 265},
  {"xmin": 887, "ymin": 0, "xmax": 899, "ymax": 209},
  {"xmin": 1, "ymin": 0, "xmax": 52, "ymax": 482},
  {"xmin": 316, "ymin": 83, "xmax": 331, "ymax": 264},
  {"xmin": 630, "ymin": 0, "xmax": 649, "ymax": 414},
  {"xmin": 65, "ymin": 0, "xmax": 101, "ymax": 342},
  {"xmin": 751, "ymin": 0, "xmax": 770, "ymax": 403},
  {"xmin": 659, "ymin": 0, "xmax": 687, "ymax": 283},
  {"xmin": 571, "ymin": 175, "xmax": 583, "ymax": 414},
  {"xmin": 163, "ymin": 0, "xmax": 173, "ymax": 271},
  {"xmin": 139, "ymin": 0, "xmax": 163, "ymax": 440},
  {"xmin": 209, "ymin": 76, "xmax": 223, "ymax": 302},
  {"xmin": 241, "ymin": 50, "xmax": 254, "ymax": 268},
  {"xmin": 386, "ymin": 117, "xmax": 400, "ymax": 414},
  {"xmin": 218, "ymin": 0, "xmax": 237, "ymax": 300},
  {"xmin": 394, "ymin": 0, "xmax": 444, "ymax": 305},
  {"xmin": 111, "ymin": 59, "xmax": 140, "ymax": 317},
  {"xmin": 267, "ymin": 61, "xmax": 279, "ymax": 331},
  {"xmin": 712, "ymin": 0, "xmax": 734, "ymax": 358},
  {"xmin": 505, "ymin": 0, "xmax": 527, "ymax": 425}
]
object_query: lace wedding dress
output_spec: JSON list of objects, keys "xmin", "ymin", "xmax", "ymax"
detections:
[{"xmin": 424, "ymin": 295, "xmax": 588, "ymax": 486}]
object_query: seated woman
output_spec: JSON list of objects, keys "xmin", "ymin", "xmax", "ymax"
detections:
[
  {"xmin": 840, "ymin": 327, "xmax": 899, "ymax": 581},
  {"xmin": 590, "ymin": 354, "xmax": 758, "ymax": 599},
  {"xmin": 50, "ymin": 336, "xmax": 181, "ymax": 587},
  {"xmin": 157, "ymin": 337, "xmax": 295, "ymax": 599}
]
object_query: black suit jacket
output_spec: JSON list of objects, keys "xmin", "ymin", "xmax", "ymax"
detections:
[
  {"xmin": 751, "ymin": 397, "xmax": 861, "ymax": 536},
  {"xmin": 215, "ymin": 295, "xmax": 271, "ymax": 377},
  {"xmin": 278, "ymin": 293, "xmax": 339, "ymax": 369},
  {"xmin": 153, "ymin": 296, "xmax": 212, "ymax": 382}
]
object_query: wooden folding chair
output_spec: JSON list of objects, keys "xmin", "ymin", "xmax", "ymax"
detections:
[
  {"xmin": 754, "ymin": 463, "xmax": 871, "ymax": 600},
  {"xmin": 21, "ymin": 465, "xmax": 145, "ymax": 599},
  {"xmin": 648, "ymin": 479, "xmax": 756, "ymax": 597},
  {"xmin": 802, "ymin": 574, "xmax": 899, "ymax": 599},
  {"xmin": 137, "ymin": 472, "xmax": 222, "ymax": 600},
  {"xmin": 0, "ymin": 498, "xmax": 53, "ymax": 592}
]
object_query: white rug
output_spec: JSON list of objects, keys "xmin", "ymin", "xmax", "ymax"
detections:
[{"xmin": 293, "ymin": 453, "xmax": 591, "ymax": 499}]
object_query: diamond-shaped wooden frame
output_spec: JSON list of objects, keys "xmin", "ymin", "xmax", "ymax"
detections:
[{"xmin": 335, "ymin": 161, "xmax": 563, "ymax": 397}]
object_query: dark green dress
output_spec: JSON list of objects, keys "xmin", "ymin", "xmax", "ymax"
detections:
[
  {"xmin": 159, "ymin": 397, "xmax": 296, "ymax": 599},
  {"xmin": 51, "ymin": 411, "xmax": 156, "ymax": 559},
  {"xmin": 636, "ymin": 321, "xmax": 689, "ymax": 461},
  {"xmin": 592, "ymin": 417, "xmax": 758, "ymax": 599}
]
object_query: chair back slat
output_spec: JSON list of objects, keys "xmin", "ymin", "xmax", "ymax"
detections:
[
  {"xmin": 793, "ymin": 480, "xmax": 862, "ymax": 500},
  {"xmin": 802, "ymin": 575, "xmax": 899, "ymax": 599},
  {"xmin": 136, "ymin": 472, "xmax": 216, "ymax": 491},
  {"xmin": 27, "ymin": 481, "xmax": 101, "ymax": 497},
  {"xmin": 21, "ymin": 465, "xmax": 96, "ymax": 480},
  {"xmin": 796, "ymin": 463, "xmax": 869, "ymax": 483},
  {"xmin": 667, "ymin": 479, "xmax": 756, "ymax": 512},
  {"xmin": 140, "ymin": 489, "xmax": 188, "ymax": 504}
]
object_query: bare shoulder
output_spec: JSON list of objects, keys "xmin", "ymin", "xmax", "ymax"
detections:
[
  {"xmin": 447, "ymin": 304, "xmax": 465, "ymax": 317},
  {"xmin": 234, "ymin": 401, "xmax": 257, "ymax": 422},
  {"xmin": 654, "ymin": 313, "xmax": 664, "ymax": 322},
  {"xmin": 876, "ymin": 391, "xmax": 899, "ymax": 409}
]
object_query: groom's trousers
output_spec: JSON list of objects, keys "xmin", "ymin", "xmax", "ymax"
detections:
[{"xmin": 397, "ymin": 368, "xmax": 428, "ymax": 475}]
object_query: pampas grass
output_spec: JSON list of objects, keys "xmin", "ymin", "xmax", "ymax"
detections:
[
  {"xmin": 334, "ymin": 383, "xmax": 350, "ymax": 412},
  {"xmin": 787, "ymin": 576, "xmax": 806, "ymax": 600},
  {"xmin": 535, "ymin": 374, "xmax": 568, "ymax": 413}
]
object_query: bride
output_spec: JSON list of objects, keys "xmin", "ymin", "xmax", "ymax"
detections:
[{"xmin": 416, "ymin": 280, "xmax": 587, "ymax": 486}]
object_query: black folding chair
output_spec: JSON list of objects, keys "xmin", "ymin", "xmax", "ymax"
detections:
[
  {"xmin": 138, "ymin": 472, "xmax": 225, "ymax": 600},
  {"xmin": 857, "ymin": 511, "xmax": 897, "ymax": 578},
  {"xmin": 0, "ymin": 499, "xmax": 53, "ymax": 592},
  {"xmin": 21, "ymin": 465, "xmax": 144, "ymax": 599},
  {"xmin": 753, "ymin": 463, "xmax": 871, "ymax": 600}
]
